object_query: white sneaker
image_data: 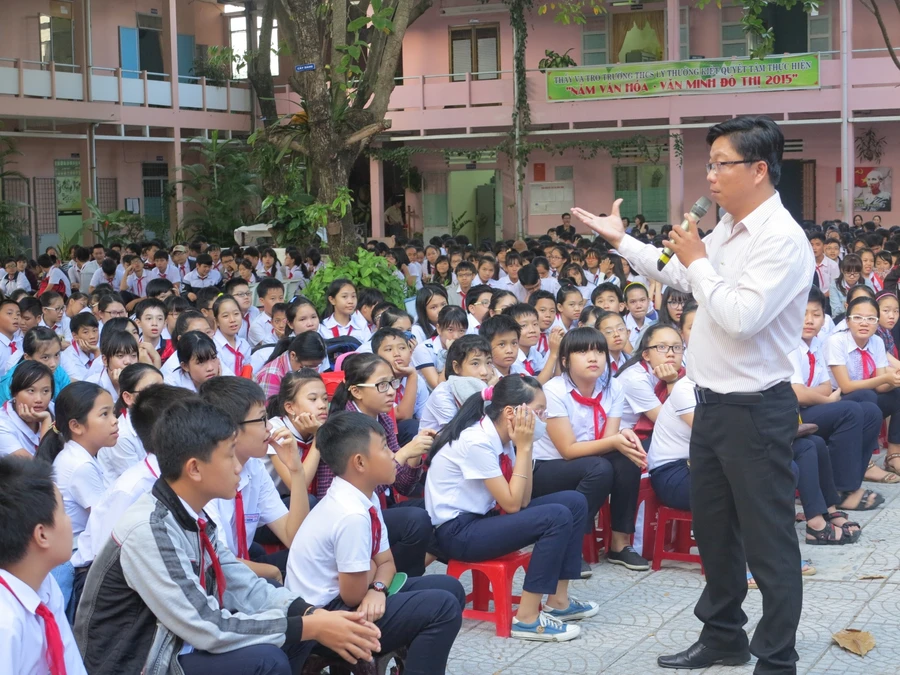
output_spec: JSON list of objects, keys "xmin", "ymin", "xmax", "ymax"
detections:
[{"xmin": 510, "ymin": 611, "xmax": 582, "ymax": 642}]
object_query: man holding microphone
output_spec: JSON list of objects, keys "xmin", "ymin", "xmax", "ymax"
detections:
[{"xmin": 573, "ymin": 115, "xmax": 813, "ymax": 675}]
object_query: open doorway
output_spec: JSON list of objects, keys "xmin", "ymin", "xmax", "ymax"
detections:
[{"xmin": 449, "ymin": 170, "xmax": 497, "ymax": 244}]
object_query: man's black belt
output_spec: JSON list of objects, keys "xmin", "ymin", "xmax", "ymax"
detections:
[{"xmin": 694, "ymin": 386, "xmax": 765, "ymax": 406}]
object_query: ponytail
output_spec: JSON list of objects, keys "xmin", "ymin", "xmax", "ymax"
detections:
[{"xmin": 36, "ymin": 382, "xmax": 106, "ymax": 463}]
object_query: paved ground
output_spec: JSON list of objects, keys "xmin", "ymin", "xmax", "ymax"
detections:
[{"xmin": 437, "ymin": 479, "xmax": 900, "ymax": 675}]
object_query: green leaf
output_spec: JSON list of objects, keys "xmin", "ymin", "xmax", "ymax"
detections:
[
  {"xmin": 347, "ymin": 16, "xmax": 370, "ymax": 32},
  {"xmin": 347, "ymin": 45, "xmax": 361, "ymax": 59}
]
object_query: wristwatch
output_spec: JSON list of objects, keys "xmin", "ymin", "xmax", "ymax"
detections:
[{"xmin": 368, "ymin": 581, "xmax": 387, "ymax": 596}]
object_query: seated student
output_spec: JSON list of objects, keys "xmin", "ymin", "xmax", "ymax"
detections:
[
  {"xmin": 464, "ymin": 284, "xmax": 493, "ymax": 335},
  {"xmin": 480, "ymin": 314, "xmax": 524, "ymax": 378},
  {"xmin": 495, "ymin": 250, "xmax": 523, "ymax": 292},
  {"xmin": 356, "ymin": 305, "xmax": 414, "ymax": 355},
  {"xmin": 533, "ymin": 327, "xmax": 648, "ymax": 573},
  {"xmin": 256, "ymin": 332, "xmax": 328, "ymax": 400},
  {"xmin": 412, "ymin": 305, "xmax": 467, "ymax": 390},
  {"xmin": 550, "ymin": 285, "xmax": 584, "ymax": 334},
  {"xmin": 74, "ymin": 399, "xmax": 383, "ymax": 675},
  {"xmin": 0, "ymin": 456, "xmax": 88, "ymax": 675},
  {"xmin": 1, "ymin": 256, "xmax": 31, "ymax": 294},
  {"xmin": 318, "ymin": 279, "xmax": 371, "ymax": 343},
  {"xmin": 164, "ymin": 331, "xmax": 224, "ymax": 392},
  {"xmin": 827, "ymin": 296, "xmax": 900, "ymax": 493},
  {"xmin": 829, "ymin": 253, "xmax": 864, "ymax": 318},
  {"xmin": 238, "ymin": 258, "xmax": 260, "ymax": 284},
  {"xmin": 475, "ymin": 255, "xmax": 498, "ymax": 288},
  {"xmin": 615, "ymin": 324, "xmax": 685, "ymax": 443},
  {"xmin": 267, "ymin": 369, "xmax": 329, "ymax": 498},
  {"xmin": 285, "ymin": 411, "xmax": 465, "ymax": 671},
  {"xmin": 329, "ymin": 354, "xmax": 437, "ymax": 575},
  {"xmin": 252, "ymin": 297, "xmax": 324, "ymax": 374},
  {"xmin": 249, "ymin": 278, "xmax": 286, "ymax": 347},
  {"xmin": 213, "ymin": 294, "xmax": 253, "ymax": 376},
  {"xmin": 503, "ymin": 302, "xmax": 559, "ymax": 383},
  {"xmin": 119, "ymin": 253, "xmax": 149, "ymax": 305},
  {"xmin": 181, "ymin": 253, "xmax": 222, "ymax": 302},
  {"xmin": 97, "ymin": 363, "xmax": 163, "ymax": 479},
  {"xmin": 0, "ymin": 361, "xmax": 54, "ymax": 458},
  {"xmin": 488, "ymin": 289, "xmax": 518, "ymax": 318},
  {"xmin": 134, "ymin": 298, "xmax": 173, "ymax": 360},
  {"xmin": 38, "ymin": 291, "xmax": 70, "ymax": 343},
  {"xmin": 195, "ymin": 285, "xmax": 223, "ymax": 332},
  {"xmin": 876, "ymin": 289, "xmax": 900, "ymax": 369},
  {"xmin": 373, "ymin": 328, "xmax": 425, "ymax": 434},
  {"xmin": 447, "ymin": 260, "xmax": 476, "ymax": 309},
  {"xmin": 94, "ymin": 293, "xmax": 128, "ymax": 334},
  {"xmin": 425, "ymin": 375, "xmax": 597, "ymax": 641},
  {"xmin": 580, "ymin": 308, "xmax": 626, "ymax": 371},
  {"xmin": 164, "ymin": 293, "xmax": 191, "ymax": 336},
  {"xmin": 419, "ymin": 335, "xmax": 493, "ymax": 434},
  {"xmin": 280, "ymin": 247, "xmax": 307, "ymax": 287},
  {"xmin": 533, "ymin": 256, "xmax": 561, "ymax": 296},
  {"xmin": 357, "ymin": 288, "xmax": 385, "ymax": 334},
  {"xmin": 528, "ymin": 290, "xmax": 559, "ymax": 359},
  {"xmin": 0, "ymin": 327, "xmax": 70, "ymax": 403},
  {"xmin": 623, "ymin": 282, "xmax": 655, "ymax": 349},
  {"xmin": 260, "ymin": 248, "xmax": 282, "ymax": 280},
  {"xmin": 36, "ymin": 253, "xmax": 70, "ymax": 297},
  {"xmin": 88, "ymin": 258, "xmax": 123, "ymax": 294},
  {"xmin": 85, "ymin": 330, "xmax": 140, "ymax": 401},
  {"xmin": 160, "ymin": 309, "xmax": 212, "ymax": 375},
  {"xmin": 0, "ymin": 298, "xmax": 22, "ymax": 378},
  {"xmin": 145, "ymin": 248, "xmax": 180, "ymax": 286},
  {"xmin": 200, "ymin": 377, "xmax": 309, "ymax": 581},
  {"xmin": 411, "ymin": 285, "xmax": 449, "ymax": 345},
  {"xmin": 60, "ymin": 312, "xmax": 100, "ymax": 381},
  {"xmin": 145, "ymin": 277, "xmax": 177, "ymax": 307},
  {"xmin": 791, "ymin": 288, "xmax": 887, "ymax": 510},
  {"xmin": 19, "ymin": 296, "xmax": 43, "ymax": 335}
]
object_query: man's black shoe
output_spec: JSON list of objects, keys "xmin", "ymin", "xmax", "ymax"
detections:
[{"xmin": 657, "ymin": 641, "xmax": 751, "ymax": 669}]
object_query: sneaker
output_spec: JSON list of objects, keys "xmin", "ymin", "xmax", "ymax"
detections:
[
  {"xmin": 510, "ymin": 611, "xmax": 582, "ymax": 642},
  {"xmin": 608, "ymin": 546, "xmax": 650, "ymax": 571},
  {"xmin": 544, "ymin": 597, "xmax": 600, "ymax": 622},
  {"xmin": 580, "ymin": 559, "xmax": 593, "ymax": 579}
]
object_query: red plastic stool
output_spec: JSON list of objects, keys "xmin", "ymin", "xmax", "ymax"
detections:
[
  {"xmin": 321, "ymin": 371, "xmax": 345, "ymax": 400},
  {"xmin": 651, "ymin": 506, "xmax": 703, "ymax": 573},
  {"xmin": 582, "ymin": 501, "xmax": 611, "ymax": 564},
  {"xmin": 446, "ymin": 550, "xmax": 532, "ymax": 638},
  {"xmin": 637, "ymin": 476, "xmax": 660, "ymax": 560}
]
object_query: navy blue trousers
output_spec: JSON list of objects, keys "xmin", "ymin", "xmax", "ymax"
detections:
[
  {"xmin": 650, "ymin": 458, "xmax": 691, "ymax": 511},
  {"xmin": 792, "ymin": 435, "xmax": 841, "ymax": 519}
]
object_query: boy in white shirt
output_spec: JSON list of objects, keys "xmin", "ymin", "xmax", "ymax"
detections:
[
  {"xmin": 224, "ymin": 278, "xmax": 259, "ymax": 342},
  {"xmin": 88, "ymin": 259, "xmax": 123, "ymax": 294},
  {"xmin": 412, "ymin": 305, "xmax": 468, "ymax": 391},
  {"xmin": 0, "ymin": 456, "xmax": 88, "ymax": 675},
  {"xmin": 119, "ymin": 254, "xmax": 149, "ymax": 302},
  {"xmin": 36, "ymin": 254, "xmax": 71, "ymax": 298},
  {"xmin": 464, "ymin": 284, "xmax": 493, "ymax": 335},
  {"xmin": 285, "ymin": 411, "xmax": 465, "ymax": 673},
  {"xmin": 144, "ymin": 249, "xmax": 181, "ymax": 287},
  {"xmin": 60, "ymin": 313, "xmax": 100, "ymax": 381},
  {"xmin": 181, "ymin": 254, "xmax": 222, "ymax": 302},
  {"xmin": 1, "ymin": 257, "xmax": 31, "ymax": 294},
  {"xmin": 249, "ymin": 278, "xmax": 286, "ymax": 347},
  {"xmin": 0, "ymin": 298, "xmax": 22, "ymax": 378}
]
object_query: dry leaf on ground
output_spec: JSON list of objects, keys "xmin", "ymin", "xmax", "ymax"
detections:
[
  {"xmin": 858, "ymin": 574, "xmax": 887, "ymax": 580},
  {"xmin": 832, "ymin": 629, "xmax": 876, "ymax": 656}
]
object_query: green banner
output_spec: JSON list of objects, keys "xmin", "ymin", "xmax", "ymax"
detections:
[{"xmin": 546, "ymin": 54, "xmax": 820, "ymax": 102}]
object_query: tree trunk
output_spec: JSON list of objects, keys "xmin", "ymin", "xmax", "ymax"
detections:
[{"xmin": 248, "ymin": 0, "xmax": 279, "ymax": 125}]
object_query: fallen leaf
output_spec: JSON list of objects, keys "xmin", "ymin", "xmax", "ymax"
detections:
[
  {"xmin": 832, "ymin": 629, "xmax": 876, "ymax": 656},
  {"xmin": 858, "ymin": 574, "xmax": 887, "ymax": 580}
]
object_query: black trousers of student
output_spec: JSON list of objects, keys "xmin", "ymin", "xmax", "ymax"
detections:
[
  {"xmin": 383, "ymin": 503, "xmax": 433, "ymax": 577},
  {"xmin": 649, "ymin": 459, "xmax": 691, "ymax": 511},
  {"xmin": 321, "ymin": 575, "xmax": 465, "ymax": 675},
  {"xmin": 531, "ymin": 452, "xmax": 641, "ymax": 535},
  {"xmin": 849, "ymin": 388, "xmax": 900, "ymax": 443},
  {"xmin": 179, "ymin": 643, "xmax": 313, "ymax": 675},
  {"xmin": 690, "ymin": 382, "xmax": 801, "ymax": 675},
  {"xmin": 793, "ymin": 435, "xmax": 841, "ymax": 519},
  {"xmin": 800, "ymin": 397, "xmax": 881, "ymax": 493},
  {"xmin": 435, "ymin": 490, "xmax": 586, "ymax": 596}
]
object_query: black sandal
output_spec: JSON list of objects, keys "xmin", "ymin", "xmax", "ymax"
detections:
[
  {"xmin": 805, "ymin": 522, "xmax": 848, "ymax": 546},
  {"xmin": 826, "ymin": 510, "xmax": 861, "ymax": 543},
  {"xmin": 839, "ymin": 489, "xmax": 885, "ymax": 512}
]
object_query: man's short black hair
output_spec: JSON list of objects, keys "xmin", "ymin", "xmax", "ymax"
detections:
[
  {"xmin": 155, "ymin": 400, "xmax": 238, "ymax": 481},
  {"xmin": 257, "ymin": 277, "xmax": 285, "ymax": 298},
  {"xmin": 316, "ymin": 410, "xmax": 386, "ymax": 475},
  {"xmin": 706, "ymin": 115, "xmax": 783, "ymax": 186},
  {"xmin": 479, "ymin": 314, "xmax": 521, "ymax": 343},
  {"xmin": 131, "ymin": 385, "xmax": 199, "ymax": 451},
  {"xmin": 0, "ymin": 456, "xmax": 58, "ymax": 566},
  {"xmin": 518, "ymin": 263, "xmax": 540, "ymax": 287},
  {"xmin": 199, "ymin": 376, "xmax": 267, "ymax": 425},
  {"xmin": 146, "ymin": 278, "xmax": 175, "ymax": 298}
]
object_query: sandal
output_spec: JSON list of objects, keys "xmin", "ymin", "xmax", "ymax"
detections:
[
  {"xmin": 839, "ymin": 489, "xmax": 885, "ymax": 511},
  {"xmin": 826, "ymin": 510, "xmax": 861, "ymax": 543},
  {"xmin": 884, "ymin": 453, "xmax": 900, "ymax": 477},
  {"xmin": 805, "ymin": 522, "xmax": 848, "ymax": 545},
  {"xmin": 865, "ymin": 458, "xmax": 900, "ymax": 483}
]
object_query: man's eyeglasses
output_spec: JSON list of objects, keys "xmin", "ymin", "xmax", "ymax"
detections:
[
  {"xmin": 646, "ymin": 344, "xmax": 685, "ymax": 354},
  {"xmin": 356, "ymin": 379, "xmax": 401, "ymax": 394},
  {"xmin": 240, "ymin": 412, "xmax": 269, "ymax": 426},
  {"xmin": 705, "ymin": 159, "xmax": 756, "ymax": 175},
  {"xmin": 232, "ymin": 291, "xmax": 252, "ymax": 298},
  {"xmin": 601, "ymin": 327, "xmax": 628, "ymax": 337},
  {"xmin": 848, "ymin": 315, "xmax": 878, "ymax": 325}
]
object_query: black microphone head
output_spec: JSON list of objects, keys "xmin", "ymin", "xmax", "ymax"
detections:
[{"xmin": 690, "ymin": 197, "xmax": 712, "ymax": 219}]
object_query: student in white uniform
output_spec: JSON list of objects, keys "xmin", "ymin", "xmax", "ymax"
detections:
[
  {"xmin": 212, "ymin": 295, "xmax": 252, "ymax": 377},
  {"xmin": 425, "ymin": 375, "xmax": 597, "ymax": 642},
  {"xmin": 96, "ymin": 363, "xmax": 163, "ymax": 480},
  {"xmin": 580, "ymin": 307, "xmax": 630, "ymax": 373},
  {"xmin": 550, "ymin": 285, "xmax": 584, "ymax": 334},
  {"xmin": 412, "ymin": 305, "xmax": 467, "ymax": 390},
  {"xmin": 504, "ymin": 303, "xmax": 558, "ymax": 382},
  {"xmin": 0, "ymin": 298, "xmax": 23, "ymax": 378},
  {"xmin": 37, "ymin": 382, "xmax": 118, "ymax": 575},
  {"xmin": 88, "ymin": 259, "xmax": 123, "ymax": 294},
  {"xmin": 180, "ymin": 253, "xmax": 222, "ymax": 292},
  {"xmin": 623, "ymin": 282, "xmax": 656, "ymax": 350},
  {"xmin": 36, "ymin": 254, "xmax": 71, "ymax": 298},
  {"xmin": 59, "ymin": 313, "xmax": 100, "ymax": 382},
  {"xmin": 419, "ymin": 335, "xmax": 493, "ymax": 434},
  {"xmin": 528, "ymin": 290, "xmax": 558, "ymax": 360},
  {"xmin": 532, "ymin": 327, "xmax": 649, "ymax": 573},
  {"xmin": 0, "ymin": 362, "xmax": 54, "ymax": 459},
  {"xmin": 647, "ymin": 376, "xmax": 696, "ymax": 511},
  {"xmin": 410, "ymin": 285, "xmax": 449, "ymax": 345},
  {"xmin": 285, "ymin": 411, "xmax": 466, "ymax": 673},
  {"xmin": 318, "ymin": 279, "xmax": 371, "ymax": 343},
  {"xmin": 1, "ymin": 257, "xmax": 31, "ymax": 294},
  {"xmin": 249, "ymin": 278, "xmax": 286, "ymax": 347},
  {"xmin": 85, "ymin": 331, "xmax": 139, "ymax": 402},
  {"xmin": 464, "ymin": 285, "xmax": 493, "ymax": 335},
  {"xmin": 373, "ymin": 328, "xmax": 426, "ymax": 442},
  {"xmin": 0, "ymin": 456, "xmax": 89, "ymax": 675},
  {"xmin": 163, "ymin": 331, "xmax": 224, "ymax": 393}
]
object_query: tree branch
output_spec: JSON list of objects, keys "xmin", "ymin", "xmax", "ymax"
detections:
[
  {"xmin": 342, "ymin": 120, "xmax": 392, "ymax": 147},
  {"xmin": 367, "ymin": 0, "xmax": 415, "ymax": 119},
  {"xmin": 330, "ymin": 0, "xmax": 348, "ymax": 92},
  {"xmin": 868, "ymin": 0, "xmax": 900, "ymax": 72},
  {"xmin": 248, "ymin": 0, "xmax": 279, "ymax": 125}
]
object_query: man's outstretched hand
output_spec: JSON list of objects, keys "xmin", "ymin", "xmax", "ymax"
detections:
[{"xmin": 571, "ymin": 199, "xmax": 626, "ymax": 248}]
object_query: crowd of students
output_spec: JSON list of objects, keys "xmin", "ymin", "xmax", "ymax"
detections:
[{"xmin": 0, "ymin": 215, "xmax": 896, "ymax": 674}]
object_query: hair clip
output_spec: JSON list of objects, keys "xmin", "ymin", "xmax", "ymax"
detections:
[{"xmin": 481, "ymin": 386, "xmax": 494, "ymax": 401}]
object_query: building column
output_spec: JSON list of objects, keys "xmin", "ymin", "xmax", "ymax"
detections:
[
  {"xmin": 164, "ymin": 0, "xmax": 179, "ymax": 109},
  {"xmin": 840, "ymin": 0, "xmax": 853, "ymax": 223},
  {"xmin": 669, "ymin": 118, "xmax": 684, "ymax": 225},
  {"xmin": 80, "ymin": 126, "xmax": 94, "ymax": 228},
  {"xmin": 667, "ymin": 0, "xmax": 680, "ymax": 61},
  {"xmin": 370, "ymin": 156, "xmax": 385, "ymax": 238},
  {"xmin": 170, "ymin": 128, "xmax": 184, "ymax": 232}
]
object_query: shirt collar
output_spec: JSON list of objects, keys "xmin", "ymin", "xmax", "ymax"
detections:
[
  {"xmin": 64, "ymin": 439, "xmax": 93, "ymax": 462},
  {"xmin": 0, "ymin": 569, "xmax": 43, "ymax": 613},
  {"xmin": 329, "ymin": 475, "xmax": 378, "ymax": 511},
  {"xmin": 722, "ymin": 191, "xmax": 783, "ymax": 236},
  {"xmin": 478, "ymin": 416, "xmax": 513, "ymax": 457},
  {"xmin": 4, "ymin": 402, "xmax": 41, "ymax": 447},
  {"xmin": 562, "ymin": 373, "xmax": 605, "ymax": 398},
  {"xmin": 844, "ymin": 332, "xmax": 873, "ymax": 354},
  {"xmin": 179, "ymin": 497, "xmax": 202, "ymax": 521}
]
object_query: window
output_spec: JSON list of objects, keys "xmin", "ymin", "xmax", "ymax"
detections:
[
  {"xmin": 680, "ymin": 7, "xmax": 689, "ymax": 60},
  {"xmin": 257, "ymin": 15, "xmax": 279, "ymax": 77},
  {"xmin": 554, "ymin": 166, "xmax": 574, "ymax": 181},
  {"xmin": 808, "ymin": 14, "xmax": 831, "ymax": 55},
  {"xmin": 228, "ymin": 11, "xmax": 279, "ymax": 78},
  {"xmin": 721, "ymin": 7, "xmax": 747, "ymax": 58},
  {"xmin": 39, "ymin": 15, "xmax": 75, "ymax": 71},
  {"xmin": 582, "ymin": 19, "xmax": 607, "ymax": 66},
  {"xmin": 614, "ymin": 165, "xmax": 669, "ymax": 224},
  {"xmin": 450, "ymin": 25, "xmax": 499, "ymax": 82}
]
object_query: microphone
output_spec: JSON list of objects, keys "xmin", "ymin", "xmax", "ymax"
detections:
[{"xmin": 657, "ymin": 196, "xmax": 712, "ymax": 271}]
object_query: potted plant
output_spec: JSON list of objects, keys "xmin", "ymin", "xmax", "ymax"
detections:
[{"xmin": 538, "ymin": 49, "xmax": 578, "ymax": 72}]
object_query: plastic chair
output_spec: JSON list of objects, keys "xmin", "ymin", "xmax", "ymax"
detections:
[
  {"xmin": 582, "ymin": 501, "xmax": 611, "ymax": 564},
  {"xmin": 446, "ymin": 550, "xmax": 532, "ymax": 638},
  {"xmin": 651, "ymin": 506, "xmax": 703, "ymax": 573},
  {"xmin": 637, "ymin": 474, "xmax": 659, "ymax": 560},
  {"xmin": 321, "ymin": 371, "xmax": 345, "ymax": 400}
]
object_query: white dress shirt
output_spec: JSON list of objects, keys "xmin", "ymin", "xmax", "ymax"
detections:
[
  {"xmin": 617, "ymin": 192, "xmax": 814, "ymax": 393},
  {"xmin": 825, "ymin": 329, "xmax": 888, "ymax": 382},
  {"xmin": 53, "ymin": 440, "xmax": 111, "ymax": 542},
  {"xmin": 648, "ymin": 376, "xmax": 696, "ymax": 471},
  {"xmin": 0, "ymin": 331, "xmax": 22, "ymax": 378},
  {"xmin": 214, "ymin": 330, "xmax": 253, "ymax": 376},
  {"xmin": 249, "ymin": 312, "xmax": 278, "ymax": 347},
  {"xmin": 97, "ymin": 412, "xmax": 144, "ymax": 480},
  {"xmin": 813, "ymin": 256, "xmax": 839, "ymax": 294},
  {"xmin": 617, "ymin": 362, "xmax": 662, "ymax": 430},
  {"xmin": 0, "ymin": 402, "xmax": 42, "ymax": 457},
  {"xmin": 788, "ymin": 336, "xmax": 830, "ymax": 389},
  {"xmin": 418, "ymin": 380, "xmax": 462, "ymax": 433}
]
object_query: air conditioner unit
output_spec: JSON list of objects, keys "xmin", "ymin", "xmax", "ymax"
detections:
[{"xmin": 441, "ymin": 4, "xmax": 509, "ymax": 16}]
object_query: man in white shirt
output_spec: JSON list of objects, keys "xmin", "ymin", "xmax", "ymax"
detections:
[{"xmin": 574, "ymin": 115, "xmax": 812, "ymax": 673}]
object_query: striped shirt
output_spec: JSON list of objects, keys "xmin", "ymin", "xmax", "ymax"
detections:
[{"xmin": 617, "ymin": 191, "xmax": 814, "ymax": 394}]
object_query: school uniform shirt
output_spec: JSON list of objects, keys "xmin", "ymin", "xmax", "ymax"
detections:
[
  {"xmin": 285, "ymin": 475, "xmax": 388, "ymax": 606},
  {"xmin": 396, "ymin": 373, "xmax": 428, "ymax": 419},
  {"xmin": 819, "ymin": 314, "xmax": 836, "ymax": 342},
  {"xmin": 549, "ymin": 314, "xmax": 575, "ymax": 334},
  {"xmin": 38, "ymin": 266, "xmax": 70, "ymax": 296},
  {"xmin": 825, "ymin": 329, "xmax": 889, "ymax": 382},
  {"xmin": 38, "ymin": 318, "xmax": 73, "ymax": 343},
  {"xmin": 465, "ymin": 312, "xmax": 482, "ymax": 336},
  {"xmin": 174, "ymin": 261, "xmax": 193, "ymax": 282},
  {"xmin": 625, "ymin": 313, "xmax": 656, "ymax": 350},
  {"xmin": 54, "ymin": 440, "xmax": 112, "ymax": 543},
  {"xmin": 145, "ymin": 265, "xmax": 181, "ymax": 286},
  {"xmin": 214, "ymin": 330, "xmax": 252, "ymax": 376},
  {"xmin": 123, "ymin": 272, "xmax": 149, "ymax": 297},
  {"xmin": 412, "ymin": 335, "xmax": 448, "ymax": 377},
  {"xmin": 248, "ymin": 312, "xmax": 278, "ymax": 347},
  {"xmin": 280, "ymin": 265, "xmax": 307, "ymax": 284},
  {"xmin": 97, "ymin": 412, "xmax": 144, "ymax": 481},
  {"xmin": 868, "ymin": 271, "xmax": 884, "ymax": 293},
  {"xmin": 419, "ymin": 380, "xmax": 464, "ymax": 433},
  {"xmin": 0, "ymin": 271, "xmax": 31, "ymax": 294},
  {"xmin": 318, "ymin": 313, "xmax": 371, "ymax": 343},
  {"xmin": 0, "ymin": 402, "xmax": 42, "ymax": 457},
  {"xmin": 268, "ymin": 416, "xmax": 318, "ymax": 496},
  {"xmin": 647, "ymin": 376, "xmax": 696, "ymax": 471},
  {"xmin": 89, "ymin": 267, "xmax": 124, "ymax": 290},
  {"xmin": 516, "ymin": 345, "xmax": 547, "ymax": 376},
  {"xmin": 85, "ymin": 368, "xmax": 118, "ymax": 402},
  {"xmin": 425, "ymin": 417, "xmax": 515, "ymax": 527},
  {"xmin": 212, "ymin": 457, "xmax": 288, "ymax": 558},
  {"xmin": 508, "ymin": 280, "xmax": 529, "ymax": 303},
  {"xmin": 540, "ymin": 276, "xmax": 561, "ymax": 296},
  {"xmin": 410, "ymin": 324, "xmax": 432, "ymax": 345},
  {"xmin": 163, "ymin": 367, "xmax": 200, "ymax": 392},
  {"xmin": 181, "ymin": 268, "xmax": 222, "ymax": 290},
  {"xmin": 814, "ymin": 256, "xmax": 839, "ymax": 293},
  {"xmin": 788, "ymin": 336, "xmax": 830, "ymax": 390},
  {"xmin": 617, "ymin": 362, "xmax": 662, "ymax": 430},
  {"xmin": 533, "ymin": 373, "xmax": 625, "ymax": 461},
  {"xmin": 238, "ymin": 305, "xmax": 261, "ymax": 342},
  {"xmin": 0, "ymin": 331, "xmax": 22, "ymax": 378},
  {"xmin": 68, "ymin": 261, "xmax": 85, "ymax": 289},
  {"xmin": 0, "ymin": 569, "xmax": 88, "ymax": 675}
]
